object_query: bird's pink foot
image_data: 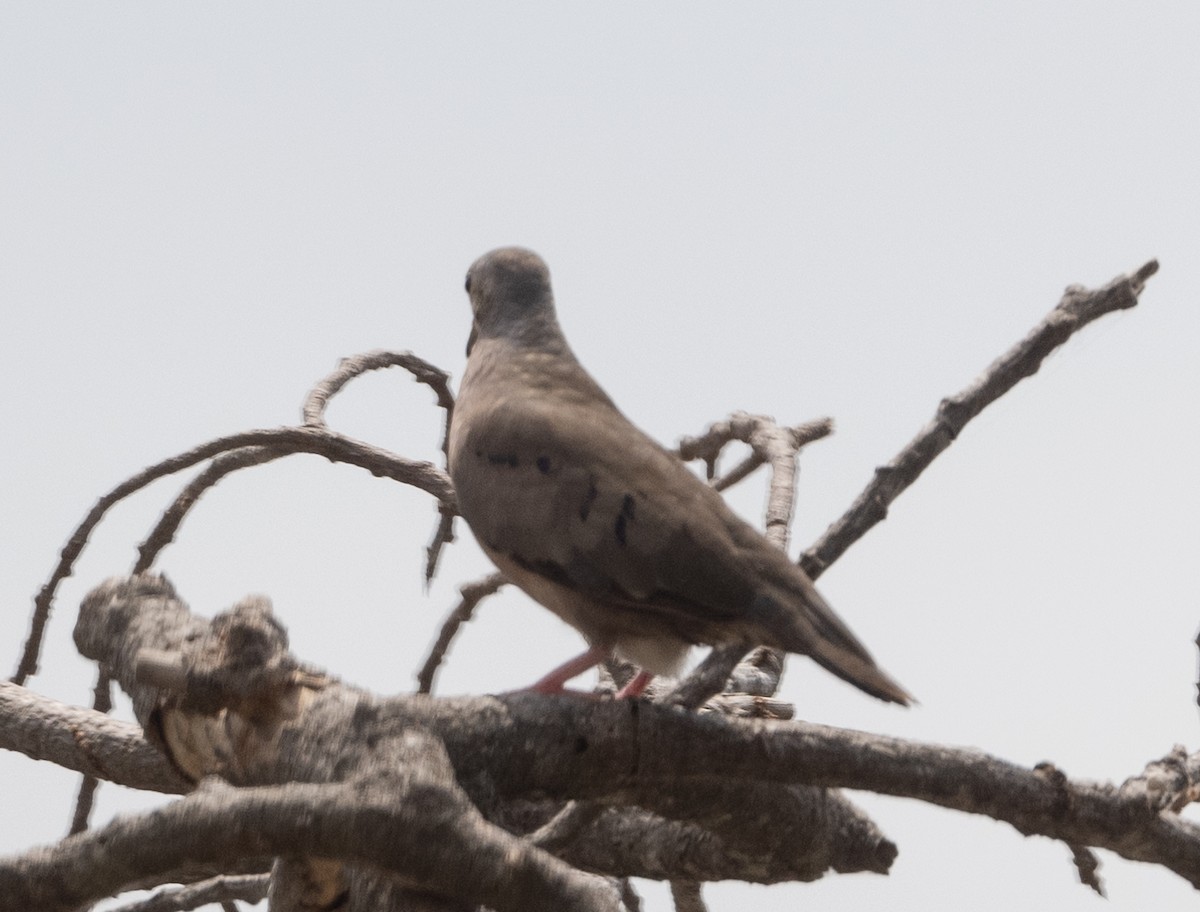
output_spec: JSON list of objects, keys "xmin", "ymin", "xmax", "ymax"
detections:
[{"xmin": 614, "ymin": 670, "xmax": 655, "ymax": 699}]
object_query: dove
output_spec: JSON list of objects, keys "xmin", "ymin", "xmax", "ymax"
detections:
[{"xmin": 448, "ymin": 246, "xmax": 911, "ymax": 704}]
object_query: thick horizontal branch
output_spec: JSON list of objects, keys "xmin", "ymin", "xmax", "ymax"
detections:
[
  {"xmin": 67, "ymin": 575, "xmax": 895, "ymax": 888},
  {"xmin": 0, "ymin": 731, "xmax": 621, "ymax": 912},
  {"xmin": 65, "ymin": 575, "xmax": 1200, "ymax": 893},
  {"xmin": 379, "ymin": 694, "xmax": 1196, "ymax": 888}
]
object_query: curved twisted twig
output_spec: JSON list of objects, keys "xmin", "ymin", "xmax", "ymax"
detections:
[
  {"xmin": 133, "ymin": 447, "xmax": 282, "ymax": 574},
  {"xmin": 11, "ymin": 425, "xmax": 453, "ymax": 686},
  {"xmin": 302, "ymin": 348, "xmax": 454, "ymax": 448},
  {"xmin": 302, "ymin": 349, "xmax": 459, "ymax": 583}
]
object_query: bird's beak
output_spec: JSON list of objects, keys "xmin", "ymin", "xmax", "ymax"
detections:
[{"xmin": 466, "ymin": 322, "xmax": 478, "ymax": 356}]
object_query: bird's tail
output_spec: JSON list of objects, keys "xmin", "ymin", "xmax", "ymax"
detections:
[{"xmin": 753, "ymin": 586, "xmax": 914, "ymax": 705}]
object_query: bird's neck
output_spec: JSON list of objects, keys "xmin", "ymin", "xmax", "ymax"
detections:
[
  {"xmin": 483, "ymin": 307, "xmax": 570, "ymax": 355},
  {"xmin": 462, "ymin": 333, "xmax": 616, "ymax": 411}
]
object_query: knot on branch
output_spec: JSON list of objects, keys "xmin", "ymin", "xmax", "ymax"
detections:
[
  {"xmin": 136, "ymin": 594, "xmax": 325, "ymax": 725},
  {"xmin": 723, "ymin": 646, "xmax": 784, "ymax": 698},
  {"xmin": 1119, "ymin": 744, "xmax": 1194, "ymax": 814},
  {"xmin": 1033, "ymin": 761, "xmax": 1073, "ymax": 817},
  {"xmin": 676, "ymin": 411, "xmax": 833, "ymax": 492},
  {"xmin": 935, "ymin": 396, "xmax": 968, "ymax": 440}
]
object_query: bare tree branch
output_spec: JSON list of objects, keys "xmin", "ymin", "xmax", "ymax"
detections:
[
  {"xmin": 665, "ymin": 643, "xmax": 749, "ymax": 711},
  {"xmin": 106, "ymin": 874, "xmax": 269, "ymax": 912},
  {"xmin": 677, "ymin": 413, "xmax": 833, "ymax": 493},
  {"xmin": 529, "ymin": 801, "xmax": 608, "ymax": 853},
  {"xmin": 508, "ymin": 784, "xmax": 890, "ymax": 884},
  {"xmin": 0, "ymin": 745, "xmax": 622, "ymax": 912},
  {"xmin": 424, "ymin": 503, "xmax": 457, "ymax": 588},
  {"xmin": 11, "ymin": 424, "xmax": 453, "ymax": 686},
  {"xmin": 3, "ymin": 260, "xmax": 1170, "ymax": 909},
  {"xmin": 62, "ymin": 574, "xmax": 898, "ymax": 894},
  {"xmin": 301, "ymin": 350, "xmax": 454, "ymax": 445},
  {"xmin": 669, "ymin": 880, "xmax": 707, "ymax": 912},
  {"xmin": 666, "ymin": 262, "xmax": 1159, "ymax": 717},
  {"xmin": 801, "ymin": 259, "xmax": 1159, "ymax": 578},
  {"xmin": 416, "ymin": 572, "xmax": 507, "ymax": 695},
  {"xmin": 299, "ymin": 350, "xmax": 459, "ymax": 586},
  {"xmin": 1070, "ymin": 843, "xmax": 1105, "ymax": 897},
  {"xmin": 133, "ymin": 447, "xmax": 283, "ymax": 574},
  {"xmin": 61, "ymin": 575, "xmax": 1200, "ymax": 893},
  {"xmin": 64, "ymin": 668, "xmax": 115, "ymax": 842},
  {"xmin": 0, "ymin": 680, "xmax": 187, "ymax": 794},
  {"xmin": 670, "ymin": 413, "xmax": 812, "ymax": 710},
  {"xmin": 616, "ymin": 879, "xmax": 642, "ymax": 912}
]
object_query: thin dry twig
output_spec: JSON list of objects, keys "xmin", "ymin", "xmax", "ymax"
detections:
[
  {"xmin": 135, "ymin": 354, "xmax": 458, "ymax": 583},
  {"xmin": 529, "ymin": 801, "xmax": 607, "ymax": 852},
  {"xmin": 302, "ymin": 349, "xmax": 454, "ymax": 442},
  {"xmin": 669, "ymin": 413, "xmax": 811, "ymax": 711},
  {"xmin": 1069, "ymin": 844, "xmax": 1105, "ymax": 896},
  {"xmin": 66, "ymin": 669, "xmax": 113, "ymax": 836},
  {"xmin": 669, "ymin": 880, "xmax": 707, "ymax": 912},
  {"xmin": 11, "ymin": 425, "xmax": 453, "ymax": 686},
  {"xmin": 424, "ymin": 504, "xmax": 457, "ymax": 588},
  {"xmin": 617, "ymin": 879, "xmax": 642, "ymax": 912},
  {"xmin": 416, "ymin": 572, "xmax": 506, "ymax": 695},
  {"xmin": 677, "ymin": 413, "xmax": 833, "ymax": 491},
  {"xmin": 105, "ymin": 874, "xmax": 269, "ymax": 912},
  {"xmin": 801, "ymin": 259, "xmax": 1159, "ymax": 579},
  {"xmin": 302, "ymin": 350, "xmax": 460, "ymax": 587},
  {"xmin": 667, "ymin": 644, "xmax": 751, "ymax": 711},
  {"xmin": 134, "ymin": 447, "xmax": 282, "ymax": 574}
]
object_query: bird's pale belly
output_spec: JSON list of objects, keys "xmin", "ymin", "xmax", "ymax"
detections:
[{"xmin": 483, "ymin": 546, "xmax": 690, "ymax": 677}]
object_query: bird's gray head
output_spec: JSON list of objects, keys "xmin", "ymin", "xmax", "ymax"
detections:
[{"xmin": 464, "ymin": 247, "xmax": 558, "ymax": 354}]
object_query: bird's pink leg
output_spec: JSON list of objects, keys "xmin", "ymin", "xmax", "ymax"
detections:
[
  {"xmin": 615, "ymin": 670, "xmax": 655, "ymax": 699},
  {"xmin": 526, "ymin": 645, "xmax": 610, "ymax": 694}
]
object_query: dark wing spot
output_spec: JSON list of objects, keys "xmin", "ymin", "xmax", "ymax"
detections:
[
  {"xmin": 512, "ymin": 553, "xmax": 574, "ymax": 587},
  {"xmin": 614, "ymin": 513, "xmax": 628, "ymax": 546},
  {"xmin": 536, "ymin": 455, "xmax": 552, "ymax": 474},
  {"xmin": 486, "ymin": 452, "xmax": 519, "ymax": 468},
  {"xmin": 614, "ymin": 492, "xmax": 635, "ymax": 545},
  {"xmin": 579, "ymin": 476, "xmax": 598, "ymax": 522}
]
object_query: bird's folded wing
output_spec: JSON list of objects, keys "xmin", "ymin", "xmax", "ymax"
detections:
[{"xmin": 454, "ymin": 398, "xmax": 759, "ymax": 633}]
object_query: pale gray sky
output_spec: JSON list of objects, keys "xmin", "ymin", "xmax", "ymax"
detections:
[{"xmin": 2, "ymin": 4, "xmax": 1199, "ymax": 910}]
